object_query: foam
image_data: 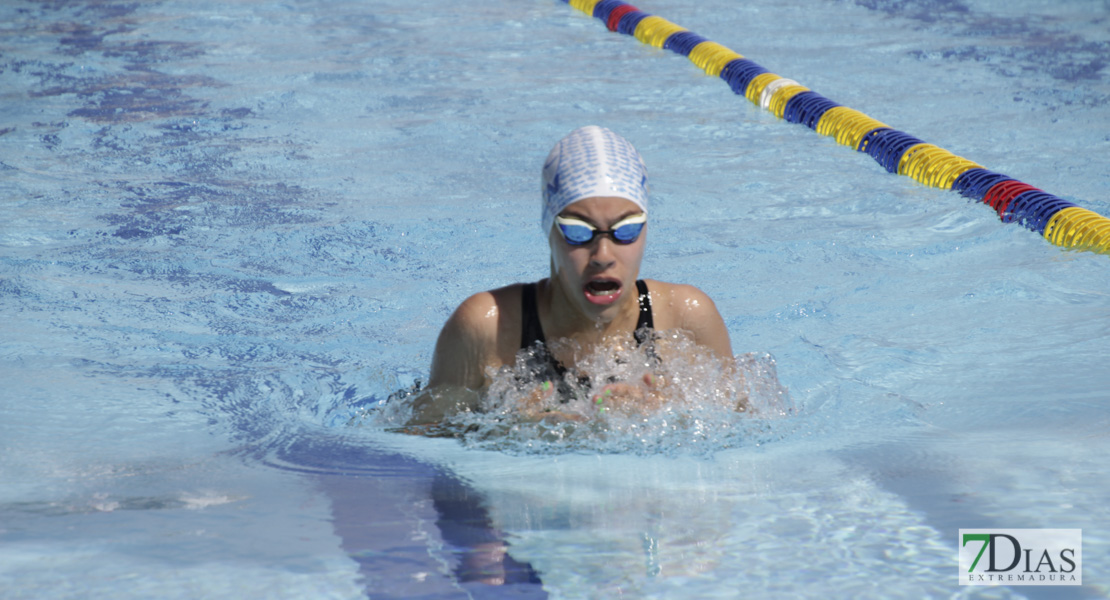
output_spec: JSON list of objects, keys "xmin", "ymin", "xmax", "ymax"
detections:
[{"xmin": 368, "ymin": 330, "xmax": 793, "ymax": 455}]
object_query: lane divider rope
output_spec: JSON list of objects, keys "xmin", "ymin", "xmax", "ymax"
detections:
[{"xmin": 560, "ymin": 0, "xmax": 1110, "ymax": 255}]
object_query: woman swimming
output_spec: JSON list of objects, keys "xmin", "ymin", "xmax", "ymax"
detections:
[{"xmin": 406, "ymin": 126, "xmax": 735, "ymax": 427}]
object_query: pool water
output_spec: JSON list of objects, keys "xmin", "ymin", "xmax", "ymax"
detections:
[{"xmin": 1, "ymin": 0, "xmax": 1108, "ymax": 598}]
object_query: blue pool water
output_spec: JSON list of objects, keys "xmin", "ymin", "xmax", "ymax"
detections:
[{"xmin": 2, "ymin": 0, "xmax": 1108, "ymax": 597}]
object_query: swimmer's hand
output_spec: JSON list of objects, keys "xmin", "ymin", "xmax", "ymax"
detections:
[
  {"xmin": 516, "ymin": 372, "xmax": 678, "ymax": 422},
  {"xmin": 517, "ymin": 381, "xmax": 588, "ymax": 424},
  {"xmin": 591, "ymin": 372, "xmax": 665, "ymax": 415},
  {"xmin": 404, "ymin": 385, "xmax": 481, "ymax": 427}
]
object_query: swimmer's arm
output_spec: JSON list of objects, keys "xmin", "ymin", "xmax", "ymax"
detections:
[
  {"xmin": 667, "ymin": 284, "xmax": 749, "ymax": 411},
  {"xmin": 406, "ymin": 292, "xmax": 499, "ymax": 426},
  {"xmin": 405, "ymin": 386, "xmax": 481, "ymax": 427}
]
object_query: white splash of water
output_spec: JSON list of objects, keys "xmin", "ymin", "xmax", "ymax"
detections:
[{"xmin": 364, "ymin": 331, "xmax": 794, "ymax": 455}]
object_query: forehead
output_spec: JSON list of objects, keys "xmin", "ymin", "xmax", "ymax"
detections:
[{"xmin": 559, "ymin": 196, "xmax": 643, "ymax": 218}]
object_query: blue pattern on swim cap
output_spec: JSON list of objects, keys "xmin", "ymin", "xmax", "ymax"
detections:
[{"xmin": 541, "ymin": 126, "xmax": 649, "ymax": 234}]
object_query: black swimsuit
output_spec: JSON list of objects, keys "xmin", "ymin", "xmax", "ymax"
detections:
[{"xmin": 519, "ymin": 280, "xmax": 655, "ymax": 399}]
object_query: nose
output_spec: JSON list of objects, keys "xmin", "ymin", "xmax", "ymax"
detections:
[{"xmin": 588, "ymin": 236, "xmax": 617, "ymax": 269}]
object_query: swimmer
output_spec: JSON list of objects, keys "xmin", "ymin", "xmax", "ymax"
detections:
[{"xmin": 406, "ymin": 126, "xmax": 735, "ymax": 428}]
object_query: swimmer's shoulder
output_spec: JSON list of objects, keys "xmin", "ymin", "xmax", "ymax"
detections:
[
  {"xmin": 640, "ymin": 279, "xmax": 718, "ymax": 324},
  {"xmin": 641, "ymin": 279, "xmax": 731, "ymax": 356},
  {"xmin": 440, "ymin": 283, "xmax": 528, "ymax": 360}
]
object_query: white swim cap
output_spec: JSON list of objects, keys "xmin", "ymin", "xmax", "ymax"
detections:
[{"xmin": 541, "ymin": 125, "xmax": 649, "ymax": 235}]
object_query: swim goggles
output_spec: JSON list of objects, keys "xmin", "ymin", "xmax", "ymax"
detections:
[{"xmin": 554, "ymin": 213, "xmax": 647, "ymax": 246}]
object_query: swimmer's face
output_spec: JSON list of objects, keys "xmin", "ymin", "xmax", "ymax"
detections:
[{"xmin": 548, "ymin": 196, "xmax": 646, "ymax": 323}]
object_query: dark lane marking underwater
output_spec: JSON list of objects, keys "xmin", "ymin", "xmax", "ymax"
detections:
[
  {"xmin": 264, "ymin": 434, "xmax": 547, "ymax": 598},
  {"xmin": 4, "ymin": 1, "xmax": 546, "ymax": 596},
  {"xmin": 848, "ymin": 0, "xmax": 1109, "ymax": 89}
]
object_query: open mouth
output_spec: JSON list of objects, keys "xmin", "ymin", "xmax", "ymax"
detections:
[{"xmin": 583, "ymin": 279, "xmax": 623, "ymax": 305}]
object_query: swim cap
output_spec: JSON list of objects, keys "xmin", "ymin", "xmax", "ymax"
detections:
[{"xmin": 541, "ymin": 125, "xmax": 649, "ymax": 235}]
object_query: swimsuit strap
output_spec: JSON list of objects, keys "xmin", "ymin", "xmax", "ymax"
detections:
[
  {"xmin": 519, "ymin": 282, "xmax": 546, "ymax": 349},
  {"xmin": 635, "ymin": 279, "xmax": 654, "ymax": 330},
  {"xmin": 634, "ymin": 279, "xmax": 654, "ymax": 345},
  {"xmin": 519, "ymin": 282, "xmax": 573, "ymax": 394}
]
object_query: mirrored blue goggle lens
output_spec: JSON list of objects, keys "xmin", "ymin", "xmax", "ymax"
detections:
[
  {"xmin": 558, "ymin": 222, "xmax": 644, "ymax": 245},
  {"xmin": 559, "ymin": 223, "xmax": 595, "ymax": 244},
  {"xmin": 611, "ymin": 222, "xmax": 644, "ymax": 243}
]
